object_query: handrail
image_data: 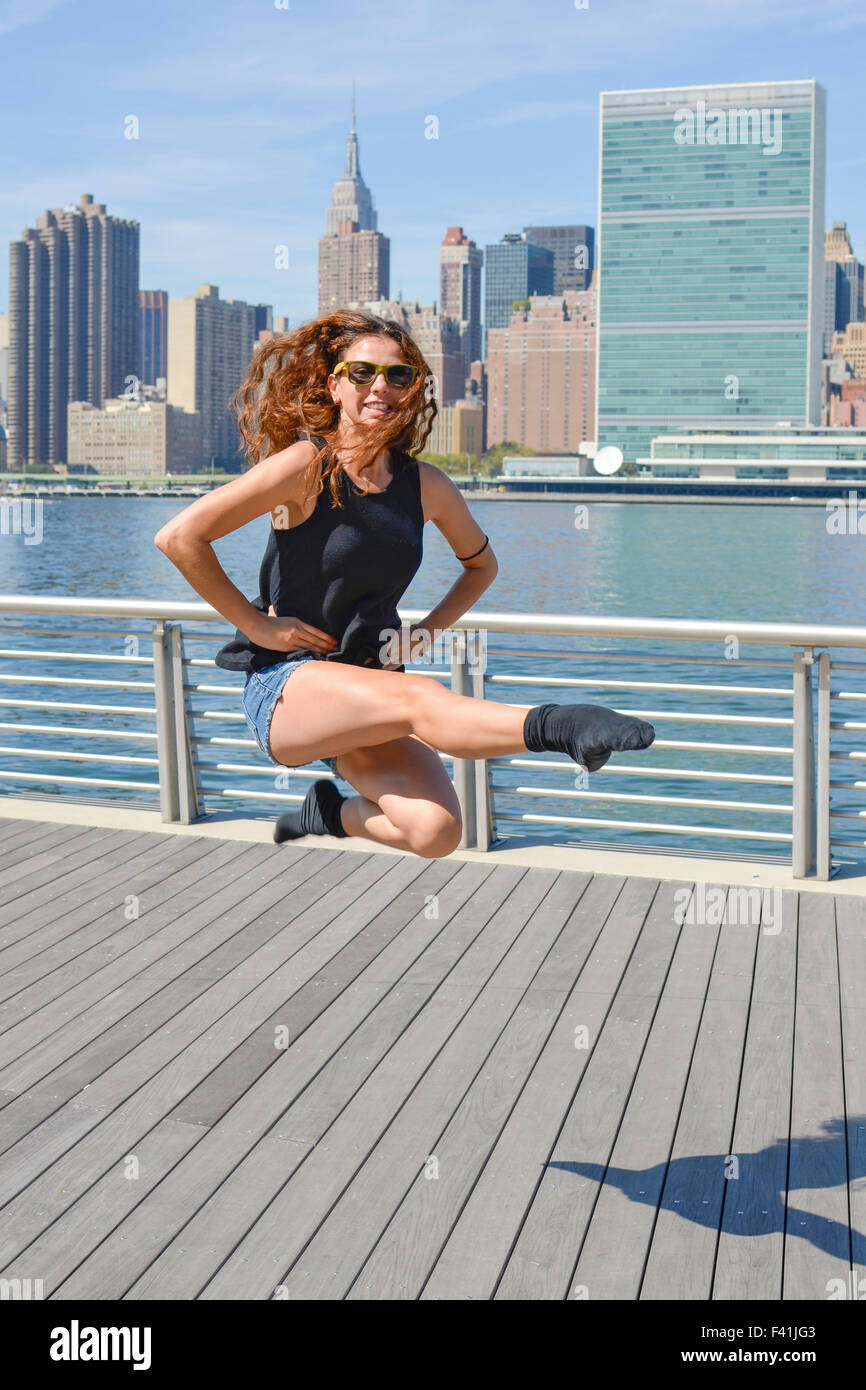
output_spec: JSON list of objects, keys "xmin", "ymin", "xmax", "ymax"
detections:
[
  {"xmin": 1, "ymin": 595, "xmax": 866, "ymax": 650},
  {"xmin": 0, "ymin": 598, "xmax": 864, "ymax": 878}
]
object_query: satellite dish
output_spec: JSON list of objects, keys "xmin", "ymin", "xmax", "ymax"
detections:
[{"xmin": 594, "ymin": 446, "xmax": 624, "ymax": 475}]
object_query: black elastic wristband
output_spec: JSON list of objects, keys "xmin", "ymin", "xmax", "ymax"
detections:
[{"xmin": 456, "ymin": 534, "xmax": 489, "ymax": 562}]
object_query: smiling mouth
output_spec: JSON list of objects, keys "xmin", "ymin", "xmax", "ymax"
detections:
[{"xmin": 363, "ymin": 402, "xmax": 393, "ymax": 413}]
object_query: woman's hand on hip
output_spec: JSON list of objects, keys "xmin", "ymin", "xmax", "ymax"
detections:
[{"xmin": 261, "ymin": 604, "xmax": 338, "ymax": 654}]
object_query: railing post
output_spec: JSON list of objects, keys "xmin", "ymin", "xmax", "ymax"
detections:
[
  {"xmin": 816, "ymin": 651, "xmax": 831, "ymax": 880},
  {"xmin": 792, "ymin": 648, "xmax": 816, "ymax": 878},
  {"xmin": 170, "ymin": 623, "xmax": 202, "ymax": 823},
  {"xmin": 469, "ymin": 628, "xmax": 492, "ymax": 851},
  {"xmin": 152, "ymin": 619, "xmax": 180, "ymax": 822},
  {"xmin": 450, "ymin": 629, "xmax": 476, "ymax": 850}
]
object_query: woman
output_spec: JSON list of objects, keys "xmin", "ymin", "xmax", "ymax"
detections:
[{"xmin": 154, "ymin": 309, "xmax": 654, "ymax": 859}]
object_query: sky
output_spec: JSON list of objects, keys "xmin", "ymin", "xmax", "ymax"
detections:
[{"xmin": 2, "ymin": 0, "xmax": 866, "ymax": 327}]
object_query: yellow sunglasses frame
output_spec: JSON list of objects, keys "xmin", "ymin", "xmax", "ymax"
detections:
[{"xmin": 332, "ymin": 360, "xmax": 419, "ymax": 389}]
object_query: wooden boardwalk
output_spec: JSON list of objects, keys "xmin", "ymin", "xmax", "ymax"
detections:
[{"xmin": 0, "ymin": 813, "xmax": 862, "ymax": 1301}]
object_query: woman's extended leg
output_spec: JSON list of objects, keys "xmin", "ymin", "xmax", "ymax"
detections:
[{"xmin": 268, "ymin": 661, "xmax": 654, "ymax": 770}]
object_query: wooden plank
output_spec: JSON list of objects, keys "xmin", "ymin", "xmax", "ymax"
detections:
[
  {"xmin": 0, "ymin": 842, "xmax": 298, "ymax": 1089},
  {"xmin": 351, "ymin": 874, "xmax": 647, "ymax": 1300},
  {"xmin": 783, "ymin": 893, "xmax": 849, "ymax": 1299},
  {"xmin": 0, "ymin": 834, "xmax": 216, "ymax": 987},
  {"xmin": 173, "ymin": 858, "xmax": 467, "ymax": 1126},
  {"xmin": 0, "ymin": 844, "xmax": 348, "ymax": 1114},
  {"xmin": 275, "ymin": 870, "xmax": 592, "ymax": 1300},
  {"xmin": 0, "ymin": 825, "xmax": 122, "ymax": 894},
  {"xmin": 174, "ymin": 867, "xmax": 544, "ymax": 1300},
  {"xmin": 712, "ymin": 889, "xmax": 798, "ymax": 1299},
  {"xmin": 8, "ymin": 863, "xmax": 493, "ymax": 1293},
  {"xmin": 638, "ymin": 886, "xmax": 763, "ymax": 1299},
  {"xmin": 0, "ymin": 838, "xmax": 244, "ymax": 991},
  {"xmin": 0, "ymin": 1116, "xmax": 204, "ymax": 1289},
  {"xmin": 564, "ymin": 883, "xmax": 740, "ymax": 1299},
  {"xmin": 835, "ymin": 895, "xmax": 866, "ymax": 1293},
  {"xmin": 0, "ymin": 829, "xmax": 169, "ymax": 924},
  {"xmin": 0, "ymin": 848, "xmax": 383, "ymax": 1215},
  {"xmin": 494, "ymin": 878, "xmax": 689, "ymax": 1300},
  {"xmin": 0, "ymin": 817, "xmax": 48, "ymax": 841}
]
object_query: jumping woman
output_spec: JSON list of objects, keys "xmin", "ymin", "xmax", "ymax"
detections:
[{"xmin": 154, "ymin": 309, "xmax": 655, "ymax": 859}]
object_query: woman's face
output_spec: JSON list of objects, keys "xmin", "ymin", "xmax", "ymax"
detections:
[{"xmin": 328, "ymin": 335, "xmax": 413, "ymax": 428}]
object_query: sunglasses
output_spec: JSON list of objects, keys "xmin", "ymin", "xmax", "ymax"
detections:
[{"xmin": 333, "ymin": 360, "xmax": 419, "ymax": 389}]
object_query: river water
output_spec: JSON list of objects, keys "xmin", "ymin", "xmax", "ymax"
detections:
[{"xmin": 3, "ymin": 495, "xmax": 865, "ymax": 858}]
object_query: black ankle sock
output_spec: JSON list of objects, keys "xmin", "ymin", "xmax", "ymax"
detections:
[
  {"xmin": 274, "ymin": 779, "xmax": 348, "ymax": 843},
  {"xmin": 523, "ymin": 702, "xmax": 655, "ymax": 771}
]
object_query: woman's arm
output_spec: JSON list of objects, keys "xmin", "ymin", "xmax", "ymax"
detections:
[
  {"xmin": 407, "ymin": 462, "xmax": 498, "ymax": 655},
  {"xmin": 153, "ymin": 439, "xmax": 321, "ymax": 649}
]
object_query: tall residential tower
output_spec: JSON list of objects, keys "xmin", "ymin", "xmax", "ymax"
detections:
[{"xmin": 8, "ymin": 193, "xmax": 139, "ymax": 469}]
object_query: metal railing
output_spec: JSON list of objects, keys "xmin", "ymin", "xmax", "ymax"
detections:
[{"xmin": 0, "ymin": 597, "xmax": 864, "ymax": 879}]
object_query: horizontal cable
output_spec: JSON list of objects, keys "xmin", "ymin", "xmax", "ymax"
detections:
[
  {"xmin": 493, "ymin": 810, "xmax": 792, "ymax": 841},
  {"xmin": 0, "ymin": 698, "xmax": 156, "ymax": 717},
  {"xmin": 0, "ymin": 721, "xmax": 158, "ymax": 742},
  {"xmin": 0, "ymin": 647, "xmax": 154, "ymax": 665},
  {"xmin": 0, "ymin": 769, "xmax": 159, "ymax": 790},
  {"xmin": 499, "ymin": 757, "xmax": 792, "ymax": 784},
  {"xmin": 0, "ymin": 626, "xmax": 155, "ymax": 640},
  {"xmin": 0, "ymin": 673, "xmax": 156, "ymax": 691},
  {"xmin": 509, "ymin": 785, "xmax": 791, "ymax": 814},
  {"xmin": 491, "ymin": 738, "xmax": 793, "ymax": 757},
  {"xmin": 0, "ymin": 746, "xmax": 158, "ymax": 766},
  {"xmin": 830, "ymin": 721, "xmax": 866, "ymax": 732},
  {"xmin": 505, "ymin": 702, "xmax": 794, "ymax": 727},
  {"xmin": 483, "ymin": 647, "xmax": 794, "ymax": 669},
  {"xmin": 831, "ymin": 691, "xmax": 866, "ymax": 701},
  {"xmin": 485, "ymin": 673, "xmax": 792, "ymax": 697}
]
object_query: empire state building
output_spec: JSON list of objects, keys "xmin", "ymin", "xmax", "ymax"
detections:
[{"xmin": 318, "ymin": 93, "xmax": 389, "ymax": 314}]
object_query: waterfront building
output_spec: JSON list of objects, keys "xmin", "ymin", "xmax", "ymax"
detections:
[
  {"xmin": 318, "ymin": 94, "xmax": 389, "ymax": 314},
  {"xmin": 646, "ymin": 424, "xmax": 866, "ymax": 480},
  {"xmin": 522, "ymin": 224, "xmax": 595, "ymax": 294},
  {"xmin": 596, "ymin": 82, "xmax": 827, "ymax": 466},
  {"xmin": 8, "ymin": 193, "xmax": 139, "ymax": 470},
  {"xmin": 426, "ymin": 400, "xmax": 484, "ymax": 460},
  {"xmin": 67, "ymin": 397, "xmax": 202, "ymax": 478},
  {"xmin": 483, "ymin": 233, "xmax": 554, "ymax": 358},
  {"xmin": 440, "ymin": 227, "xmax": 483, "ymax": 375},
  {"xmin": 166, "ymin": 284, "xmax": 259, "ymax": 467},
  {"xmin": 486, "ymin": 281, "xmax": 597, "ymax": 454}
]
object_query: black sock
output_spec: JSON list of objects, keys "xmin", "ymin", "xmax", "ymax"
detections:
[
  {"xmin": 523, "ymin": 702, "xmax": 655, "ymax": 771},
  {"xmin": 274, "ymin": 779, "xmax": 349, "ymax": 843}
]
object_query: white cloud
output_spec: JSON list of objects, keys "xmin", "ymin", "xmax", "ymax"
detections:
[{"xmin": 0, "ymin": 0, "xmax": 73, "ymax": 37}]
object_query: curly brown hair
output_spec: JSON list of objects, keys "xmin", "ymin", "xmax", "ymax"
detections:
[{"xmin": 231, "ymin": 309, "xmax": 438, "ymax": 510}]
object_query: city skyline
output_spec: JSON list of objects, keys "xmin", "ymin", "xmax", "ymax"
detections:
[{"xmin": 2, "ymin": 0, "xmax": 866, "ymax": 327}]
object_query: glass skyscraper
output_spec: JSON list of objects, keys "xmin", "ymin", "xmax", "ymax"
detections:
[
  {"xmin": 596, "ymin": 82, "xmax": 826, "ymax": 465},
  {"xmin": 483, "ymin": 233, "xmax": 554, "ymax": 358}
]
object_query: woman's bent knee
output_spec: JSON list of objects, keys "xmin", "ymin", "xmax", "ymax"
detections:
[{"xmin": 405, "ymin": 806, "xmax": 463, "ymax": 858}]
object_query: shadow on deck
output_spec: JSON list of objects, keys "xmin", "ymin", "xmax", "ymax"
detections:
[{"xmin": 0, "ymin": 814, "xmax": 863, "ymax": 1301}]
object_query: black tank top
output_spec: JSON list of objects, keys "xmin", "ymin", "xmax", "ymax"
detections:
[{"xmin": 214, "ymin": 435, "xmax": 425, "ymax": 675}]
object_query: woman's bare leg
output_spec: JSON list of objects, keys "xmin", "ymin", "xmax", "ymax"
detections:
[
  {"xmin": 334, "ymin": 736, "xmax": 462, "ymax": 857},
  {"xmin": 268, "ymin": 663, "xmax": 528, "ymax": 768}
]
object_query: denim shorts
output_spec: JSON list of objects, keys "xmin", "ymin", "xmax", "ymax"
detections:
[{"xmin": 243, "ymin": 655, "xmax": 339, "ymax": 775}]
